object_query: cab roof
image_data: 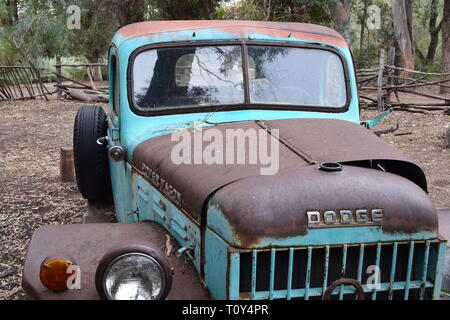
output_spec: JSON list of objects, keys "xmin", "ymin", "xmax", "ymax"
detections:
[{"xmin": 114, "ymin": 20, "xmax": 347, "ymax": 48}]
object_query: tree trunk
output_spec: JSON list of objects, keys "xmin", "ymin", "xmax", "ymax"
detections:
[
  {"xmin": 12, "ymin": 0, "xmax": 18, "ymax": 21},
  {"xmin": 327, "ymin": 0, "xmax": 352, "ymax": 47},
  {"xmin": 85, "ymin": 56, "xmax": 104, "ymax": 82},
  {"xmin": 5, "ymin": 0, "xmax": 18, "ymax": 25},
  {"xmin": 359, "ymin": 0, "xmax": 369, "ymax": 57},
  {"xmin": 392, "ymin": 0, "xmax": 415, "ymax": 81},
  {"xmin": 91, "ymin": 65, "xmax": 103, "ymax": 82},
  {"xmin": 200, "ymin": 0, "xmax": 210, "ymax": 19},
  {"xmin": 426, "ymin": 0, "xmax": 443, "ymax": 64},
  {"xmin": 441, "ymin": 0, "xmax": 450, "ymax": 94},
  {"xmin": 156, "ymin": 0, "xmax": 216, "ymax": 20}
]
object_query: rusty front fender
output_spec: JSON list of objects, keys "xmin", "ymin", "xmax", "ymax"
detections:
[{"xmin": 22, "ymin": 222, "xmax": 210, "ymax": 300}]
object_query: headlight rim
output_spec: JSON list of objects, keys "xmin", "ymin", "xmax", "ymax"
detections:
[
  {"xmin": 103, "ymin": 252, "xmax": 166, "ymax": 300},
  {"xmin": 95, "ymin": 241, "xmax": 173, "ymax": 300}
]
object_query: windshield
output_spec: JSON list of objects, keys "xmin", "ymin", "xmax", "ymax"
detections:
[{"xmin": 132, "ymin": 44, "xmax": 347, "ymax": 112}]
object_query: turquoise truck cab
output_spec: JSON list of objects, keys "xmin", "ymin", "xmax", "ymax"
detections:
[{"xmin": 22, "ymin": 21, "xmax": 446, "ymax": 300}]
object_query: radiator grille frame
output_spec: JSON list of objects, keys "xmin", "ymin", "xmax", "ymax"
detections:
[{"xmin": 228, "ymin": 238, "xmax": 447, "ymax": 300}]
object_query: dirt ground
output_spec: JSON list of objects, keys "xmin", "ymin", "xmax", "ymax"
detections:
[
  {"xmin": 0, "ymin": 100, "xmax": 100, "ymax": 300},
  {"xmin": 0, "ymin": 98, "xmax": 449, "ymax": 300},
  {"xmin": 361, "ymin": 89, "xmax": 450, "ymax": 207}
]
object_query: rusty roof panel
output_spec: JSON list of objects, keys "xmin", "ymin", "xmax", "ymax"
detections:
[{"xmin": 116, "ymin": 20, "xmax": 348, "ymax": 48}]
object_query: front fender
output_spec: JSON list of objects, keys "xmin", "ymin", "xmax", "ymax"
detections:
[{"xmin": 22, "ymin": 222, "xmax": 209, "ymax": 300}]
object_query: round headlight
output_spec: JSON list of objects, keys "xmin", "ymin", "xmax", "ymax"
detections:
[{"xmin": 96, "ymin": 242, "xmax": 172, "ymax": 300}]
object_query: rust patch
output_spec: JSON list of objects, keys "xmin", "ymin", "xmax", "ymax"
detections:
[
  {"xmin": 210, "ymin": 165, "xmax": 438, "ymax": 247},
  {"xmin": 239, "ymin": 292, "xmax": 252, "ymax": 300}
]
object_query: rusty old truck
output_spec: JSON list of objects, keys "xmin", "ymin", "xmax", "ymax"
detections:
[{"xmin": 22, "ymin": 20, "xmax": 448, "ymax": 300}]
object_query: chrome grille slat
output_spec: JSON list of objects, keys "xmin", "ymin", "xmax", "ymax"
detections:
[
  {"xmin": 371, "ymin": 242, "xmax": 382, "ymax": 300},
  {"xmin": 251, "ymin": 250, "xmax": 257, "ymax": 300},
  {"xmin": 305, "ymin": 247, "xmax": 312, "ymax": 300},
  {"xmin": 322, "ymin": 245, "xmax": 330, "ymax": 298},
  {"xmin": 339, "ymin": 244, "xmax": 347, "ymax": 300},
  {"xmin": 286, "ymin": 248, "xmax": 294, "ymax": 300},
  {"xmin": 269, "ymin": 248, "xmax": 276, "ymax": 300},
  {"xmin": 388, "ymin": 242, "xmax": 398, "ymax": 300},
  {"xmin": 404, "ymin": 241, "xmax": 415, "ymax": 300},
  {"xmin": 419, "ymin": 241, "xmax": 430, "ymax": 300}
]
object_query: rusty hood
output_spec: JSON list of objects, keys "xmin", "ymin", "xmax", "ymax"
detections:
[{"xmin": 131, "ymin": 118, "xmax": 437, "ymax": 246}]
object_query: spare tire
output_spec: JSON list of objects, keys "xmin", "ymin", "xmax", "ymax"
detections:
[{"xmin": 73, "ymin": 105, "xmax": 112, "ymax": 200}]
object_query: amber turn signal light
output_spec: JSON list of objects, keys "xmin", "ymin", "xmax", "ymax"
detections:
[{"xmin": 39, "ymin": 257, "xmax": 74, "ymax": 292}]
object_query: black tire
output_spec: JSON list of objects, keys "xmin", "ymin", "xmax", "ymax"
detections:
[{"xmin": 73, "ymin": 105, "xmax": 112, "ymax": 200}]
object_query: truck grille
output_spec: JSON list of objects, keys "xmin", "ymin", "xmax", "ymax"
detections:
[{"xmin": 231, "ymin": 239, "xmax": 446, "ymax": 300}]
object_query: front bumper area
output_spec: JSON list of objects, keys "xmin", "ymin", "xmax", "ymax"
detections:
[{"xmin": 22, "ymin": 222, "xmax": 210, "ymax": 300}]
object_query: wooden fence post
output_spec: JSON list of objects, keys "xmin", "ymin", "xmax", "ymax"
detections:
[
  {"xmin": 377, "ymin": 49, "xmax": 385, "ymax": 110},
  {"xmin": 60, "ymin": 147, "xmax": 74, "ymax": 182},
  {"xmin": 386, "ymin": 48, "xmax": 396, "ymax": 105},
  {"xmin": 56, "ymin": 56, "xmax": 62, "ymax": 100}
]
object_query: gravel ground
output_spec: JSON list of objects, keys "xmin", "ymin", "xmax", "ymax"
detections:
[{"xmin": 0, "ymin": 99, "xmax": 449, "ymax": 300}]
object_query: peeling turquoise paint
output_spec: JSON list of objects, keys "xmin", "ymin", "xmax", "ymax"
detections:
[
  {"xmin": 204, "ymin": 229, "xmax": 229, "ymax": 300},
  {"xmin": 132, "ymin": 175, "xmax": 202, "ymax": 271}
]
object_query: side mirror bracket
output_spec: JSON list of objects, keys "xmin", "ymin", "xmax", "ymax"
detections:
[{"xmin": 361, "ymin": 108, "xmax": 393, "ymax": 129}]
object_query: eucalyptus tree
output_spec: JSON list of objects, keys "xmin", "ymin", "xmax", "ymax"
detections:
[
  {"xmin": 154, "ymin": 0, "xmax": 223, "ymax": 20},
  {"xmin": 425, "ymin": 0, "xmax": 443, "ymax": 64},
  {"xmin": 218, "ymin": 0, "xmax": 332, "ymax": 25},
  {"xmin": 441, "ymin": 0, "xmax": 449, "ymax": 93},
  {"xmin": 0, "ymin": 0, "xmax": 70, "ymax": 64},
  {"xmin": 392, "ymin": 0, "xmax": 415, "ymax": 73}
]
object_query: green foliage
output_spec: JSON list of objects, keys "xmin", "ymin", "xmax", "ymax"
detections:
[
  {"xmin": 154, "ymin": 0, "xmax": 223, "ymax": 20},
  {"xmin": 351, "ymin": 0, "xmax": 395, "ymax": 68},
  {"xmin": 412, "ymin": 0, "xmax": 444, "ymax": 65},
  {"xmin": 0, "ymin": 0, "xmax": 445, "ymax": 75},
  {"xmin": 0, "ymin": 2, "xmax": 8, "ymax": 25},
  {"xmin": 219, "ymin": 0, "xmax": 332, "ymax": 25},
  {"xmin": 0, "ymin": 0, "xmax": 118, "ymax": 64},
  {"xmin": 0, "ymin": 38, "xmax": 20, "ymax": 62},
  {"xmin": 415, "ymin": 58, "xmax": 441, "ymax": 75},
  {"xmin": 297, "ymin": 0, "xmax": 333, "ymax": 26},
  {"xmin": 217, "ymin": 0, "xmax": 266, "ymax": 20},
  {"xmin": 0, "ymin": 0, "xmax": 71, "ymax": 65},
  {"xmin": 67, "ymin": 0, "xmax": 119, "ymax": 62}
]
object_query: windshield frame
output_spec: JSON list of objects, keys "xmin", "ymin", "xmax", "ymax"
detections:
[{"xmin": 127, "ymin": 41, "xmax": 351, "ymax": 117}]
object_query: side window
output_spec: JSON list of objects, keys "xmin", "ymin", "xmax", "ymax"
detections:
[{"xmin": 110, "ymin": 54, "xmax": 119, "ymax": 113}]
